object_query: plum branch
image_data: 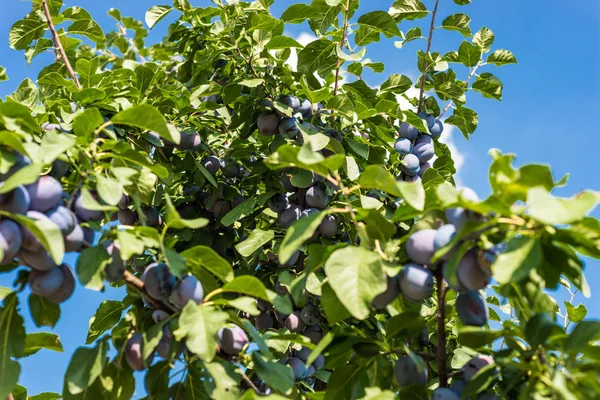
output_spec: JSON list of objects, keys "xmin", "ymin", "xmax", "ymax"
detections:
[
  {"xmin": 41, "ymin": 0, "xmax": 81, "ymax": 89},
  {"xmin": 435, "ymin": 268, "xmax": 448, "ymax": 387},
  {"xmin": 416, "ymin": 0, "xmax": 441, "ymax": 113},
  {"xmin": 333, "ymin": 0, "xmax": 351, "ymax": 96},
  {"xmin": 439, "ymin": 60, "xmax": 484, "ymax": 119}
]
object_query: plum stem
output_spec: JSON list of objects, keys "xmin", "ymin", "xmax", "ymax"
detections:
[
  {"xmin": 41, "ymin": 0, "xmax": 81, "ymax": 89},
  {"xmin": 439, "ymin": 60, "xmax": 483, "ymax": 119},
  {"xmin": 416, "ymin": 0, "xmax": 441, "ymax": 113},
  {"xmin": 333, "ymin": 0, "xmax": 351, "ymax": 97},
  {"xmin": 435, "ymin": 268, "xmax": 448, "ymax": 387}
]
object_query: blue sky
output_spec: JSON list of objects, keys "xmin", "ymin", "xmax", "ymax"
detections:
[{"xmin": 0, "ymin": 0, "xmax": 599, "ymax": 397}]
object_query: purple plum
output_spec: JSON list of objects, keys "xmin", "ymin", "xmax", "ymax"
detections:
[
  {"xmin": 399, "ymin": 264, "xmax": 434, "ymax": 302},
  {"xmin": 0, "ymin": 220, "xmax": 22, "ymax": 264},
  {"xmin": 406, "ymin": 229, "xmax": 437, "ymax": 265},
  {"xmin": 26, "ymin": 176, "xmax": 63, "ymax": 212},
  {"xmin": 0, "ymin": 185, "xmax": 30, "ymax": 214}
]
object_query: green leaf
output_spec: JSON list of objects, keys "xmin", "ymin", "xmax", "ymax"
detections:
[
  {"xmin": 265, "ymin": 36, "xmax": 304, "ymax": 50},
  {"xmin": 0, "ymin": 294, "xmax": 25, "ymax": 399},
  {"xmin": 358, "ymin": 165, "xmax": 401, "ymax": 197},
  {"xmin": 111, "ymin": 104, "xmax": 179, "ymax": 144},
  {"xmin": 486, "ymin": 49, "xmax": 517, "ymax": 66},
  {"xmin": 457, "ymin": 326, "xmax": 503, "ymax": 348},
  {"xmin": 564, "ymin": 321, "xmax": 600, "ymax": 355},
  {"xmin": 29, "ymin": 295, "xmax": 60, "ymax": 328},
  {"xmin": 279, "ymin": 211, "xmax": 326, "ymax": 265},
  {"xmin": 9, "ymin": 18, "xmax": 46, "ymax": 50},
  {"xmin": 221, "ymin": 275, "xmax": 272, "ymax": 302},
  {"xmin": 76, "ymin": 245, "xmax": 110, "ymax": 291},
  {"xmin": 0, "ymin": 360, "xmax": 19, "ymax": 400},
  {"xmin": 458, "ymin": 40, "xmax": 481, "ymax": 67},
  {"xmin": 356, "ymin": 11, "xmax": 402, "ymax": 45},
  {"xmin": 173, "ymin": 304, "xmax": 228, "ymax": 362},
  {"xmin": 251, "ymin": 353, "xmax": 294, "ymax": 393},
  {"xmin": 76, "ymin": 58, "xmax": 100, "ymax": 88},
  {"xmin": 493, "ymin": 236, "xmax": 542, "ymax": 284},
  {"xmin": 380, "ymin": 74, "xmax": 412, "ymax": 94},
  {"xmin": 445, "ymin": 106, "xmax": 478, "ymax": 138},
  {"xmin": 0, "ymin": 67, "xmax": 7, "ymax": 83},
  {"xmin": 397, "ymin": 180, "xmax": 425, "ymax": 211},
  {"xmin": 164, "ymin": 247, "xmax": 187, "ymax": 278},
  {"xmin": 38, "ymin": 72, "xmax": 77, "ymax": 91},
  {"xmin": 95, "ymin": 175, "xmax": 124, "ymax": 207},
  {"xmin": 280, "ymin": 4, "xmax": 320, "ymax": 23},
  {"xmin": 525, "ymin": 313, "xmax": 557, "ymax": 349},
  {"xmin": 164, "ymin": 196, "xmax": 209, "ymax": 229},
  {"xmin": 324, "ymin": 246, "xmax": 386, "ymax": 320},
  {"xmin": 297, "ymin": 38, "xmax": 338, "ymax": 77},
  {"xmin": 473, "ymin": 26, "xmax": 495, "ymax": 52},
  {"xmin": 73, "ymin": 108, "xmax": 104, "ymax": 145},
  {"xmin": 235, "ymin": 229, "xmax": 274, "ymax": 258},
  {"xmin": 442, "ymin": 13, "xmax": 472, "ymax": 37},
  {"xmin": 0, "ymin": 163, "xmax": 43, "ymax": 194},
  {"xmin": 8, "ymin": 212, "xmax": 64, "ymax": 265},
  {"xmin": 63, "ymin": 339, "xmax": 108, "ymax": 396},
  {"xmin": 220, "ymin": 197, "xmax": 256, "ymax": 227},
  {"xmin": 527, "ymin": 187, "xmax": 598, "ymax": 225},
  {"xmin": 24, "ymin": 332, "xmax": 63, "ymax": 356},
  {"xmin": 145, "ymin": 5, "xmax": 172, "ymax": 29},
  {"xmin": 564, "ymin": 302, "xmax": 587, "ymax": 323},
  {"xmin": 67, "ymin": 19, "xmax": 105, "ymax": 43},
  {"xmin": 472, "ymin": 72, "xmax": 503, "ymax": 101},
  {"xmin": 202, "ymin": 358, "xmax": 241, "ymax": 400},
  {"xmin": 86, "ymin": 301, "xmax": 124, "ymax": 344},
  {"xmin": 29, "ymin": 393, "xmax": 61, "ymax": 400},
  {"xmin": 389, "ymin": 0, "xmax": 428, "ymax": 22},
  {"xmin": 181, "ymin": 246, "xmax": 234, "ymax": 283}
]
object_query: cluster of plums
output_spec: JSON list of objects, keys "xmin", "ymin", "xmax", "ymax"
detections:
[
  {"xmin": 253, "ymin": 296, "xmax": 325, "ymax": 383},
  {"xmin": 395, "ymin": 112, "xmax": 444, "ymax": 182},
  {"xmin": 0, "ymin": 149, "xmax": 110, "ymax": 303},
  {"xmin": 257, "ymin": 95, "xmax": 323, "ymax": 138},
  {"xmin": 396, "ymin": 353, "xmax": 498, "ymax": 399}
]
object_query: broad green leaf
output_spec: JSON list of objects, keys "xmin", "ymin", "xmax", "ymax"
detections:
[
  {"xmin": 380, "ymin": 74, "xmax": 412, "ymax": 94},
  {"xmin": 164, "ymin": 196, "xmax": 209, "ymax": 229},
  {"xmin": 38, "ymin": 72, "xmax": 77, "ymax": 91},
  {"xmin": 486, "ymin": 49, "xmax": 517, "ymax": 66},
  {"xmin": 445, "ymin": 106, "xmax": 478, "ymax": 138},
  {"xmin": 86, "ymin": 301, "xmax": 124, "ymax": 344},
  {"xmin": 359, "ymin": 165, "xmax": 401, "ymax": 197},
  {"xmin": 235, "ymin": 229, "xmax": 275, "ymax": 258},
  {"xmin": 73, "ymin": 108, "xmax": 104, "ymax": 144},
  {"xmin": 472, "ymin": 72, "xmax": 503, "ymax": 101},
  {"xmin": 64, "ymin": 339, "xmax": 108, "ymax": 395},
  {"xmin": 9, "ymin": 18, "xmax": 45, "ymax": 50},
  {"xmin": 356, "ymin": 11, "xmax": 402, "ymax": 45},
  {"xmin": 389, "ymin": 0, "xmax": 428, "ymax": 22},
  {"xmin": 221, "ymin": 275, "xmax": 271, "ymax": 301},
  {"xmin": 564, "ymin": 321, "xmax": 600, "ymax": 355},
  {"xmin": 0, "ymin": 68, "xmax": 7, "ymax": 83},
  {"xmin": 79, "ymin": 188, "xmax": 117, "ymax": 212},
  {"xmin": 76, "ymin": 58, "xmax": 100, "ymax": 88},
  {"xmin": 0, "ymin": 163, "xmax": 43, "ymax": 194},
  {"xmin": 458, "ymin": 40, "xmax": 481, "ymax": 67},
  {"xmin": 0, "ymin": 294, "xmax": 25, "ymax": 399},
  {"xmin": 297, "ymin": 38, "xmax": 338, "ymax": 77},
  {"xmin": 67, "ymin": 19, "xmax": 105, "ymax": 43},
  {"xmin": 29, "ymin": 295, "xmax": 60, "ymax": 328},
  {"xmin": 527, "ymin": 187, "xmax": 598, "ymax": 225},
  {"xmin": 220, "ymin": 197, "xmax": 256, "ymax": 227},
  {"xmin": 76, "ymin": 245, "xmax": 110, "ymax": 291},
  {"xmin": 265, "ymin": 36, "xmax": 304, "ymax": 50},
  {"xmin": 564, "ymin": 302, "xmax": 587, "ymax": 323},
  {"xmin": 145, "ymin": 5, "xmax": 172, "ymax": 29},
  {"xmin": 524, "ymin": 313, "xmax": 557, "ymax": 349},
  {"xmin": 280, "ymin": 4, "xmax": 320, "ymax": 23},
  {"xmin": 173, "ymin": 304, "xmax": 228, "ymax": 362},
  {"xmin": 111, "ymin": 104, "xmax": 179, "ymax": 145},
  {"xmin": 442, "ymin": 13, "xmax": 472, "ymax": 37},
  {"xmin": 473, "ymin": 26, "xmax": 495, "ymax": 52},
  {"xmin": 96, "ymin": 175, "xmax": 123, "ymax": 207},
  {"xmin": 279, "ymin": 211, "xmax": 326, "ymax": 264},
  {"xmin": 181, "ymin": 245, "xmax": 234, "ymax": 283},
  {"xmin": 252, "ymin": 353, "xmax": 294, "ymax": 393},
  {"xmin": 24, "ymin": 332, "xmax": 63, "ymax": 356},
  {"xmin": 0, "ymin": 360, "xmax": 19, "ymax": 400},
  {"xmin": 324, "ymin": 246, "xmax": 386, "ymax": 320},
  {"xmin": 457, "ymin": 326, "xmax": 503, "ymax": 348},
  {"xmin": 397, "ymin": 180, "xmax": 425, "ymax": 211},
  {"xmin": 164, "ymin": 247, "xmax": 187, "ymax": 278},
  {"xmin": 493, "ymin": 236, "xmax": 542, "ymax": 284},
  {"xmin": 202, "ymin": 358, "xmax": 241, "ymax": 400}
]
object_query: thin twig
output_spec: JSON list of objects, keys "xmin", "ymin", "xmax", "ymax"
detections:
[
  {"xmin": 435, "ymin": 268, "xmax": 448, "ymax": 387},
  {"xmin": 41, "ymin": 0, "xmax": 81, "ymax": 89},
  {"xmin": 439, "ymin": 60, "xmax": 483, "ymax": 119},
  {"xmin": 416, "ymin": 0, "xmax": 441, "ymax": 113},
  {"xmin": 333, "ymin": 0, "xmax": 351, "ymax": 96},
  {"xmin": 241, "ymin": 373, "xmax": 260, "ymax": 393}
]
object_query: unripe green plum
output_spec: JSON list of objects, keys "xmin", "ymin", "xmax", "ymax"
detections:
[
  {"xmin": 257, "ymin": 112, "xmax": 280, "ymax": 136},
  {"xmin": 142, "ymin": 262, "xmax": 176, "ymax": 300},
  {"xmin": 73, "ymin": 192, "xmax": 104, "ymax": 222},
  {"xmin": 28, "ymin": 266, "xmax": 64, "ymax": 296},
  {"xmin": 463, "ymin": 355, "xmax": 494, "ymax": 381},
  {"xmin": 171, "ymin": 275, "xmax": 204, "ymax": 308},
  {"xmin": 456, "ymin": 290, "xmax": 489, "ymax": 326},
  {"xmin": 0, "ymin": 220, "xmax": 22, "ymax": 264},
  {"xmin": 288, "ymin": 357, "xmax": 307, "ymax": 381},
  {"xmin": 26, "ymin": 176, "xmax": 63, "ymax": 213},
  {"xmin": 399, "ymin": 264, "xmax": 434, "ymax": 301},
  {"xmin": 406, "ymin": 229, "xmax": 437, "ymax": 264},
  {"xmin": 64, "ymin": 224, "xmax": 84, "ymax": 252},
  {"xmin": 217, "ymin": 325, "xmax": 248, "ymax": 356},
  {"xmin": 456, "ymin": 250, "xmax": 491, "ymax": 291},
  {"xmin": 46, "ymin": 264, "xmax": 75, "ymax": 303},
  {"xmin": 254, "ymin": 312, "xmax": 274, "ymax": 330},
  {"xmin": 104, "ymin": 241, "xmax": 125, "ymax": 282},
  {"xmin": 372, "ymin": 276, "xmax": 401, "ymax": 309},
  {"xmin": 300, "ymin": 304, "xmax": 320, "ymax": 326},
  {"xmin": 400, "ymin": 154, "xmax": 420, "ymax": 176},
  {"xmin": 0, "ymin": 186, "xmax": 30, "ymax": 214},
  {"xmin": 431, "ymin": 388, "xmax": 460, "ymax": 400},
  {"xmin": 46, "ymin": 206, "xmax": 77, "ymax": 235},
  {"xmin": 394, "ymin": 355, "xmax": 428, "ymax": 387},
  {"xmin": 284, "ymin": 311, "xmax": 305, "ymax": 332},
  {"xmin": 125, "ymin": 333, "xmax": 154, "ymax": 371}
]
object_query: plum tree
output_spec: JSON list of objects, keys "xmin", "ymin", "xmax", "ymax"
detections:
[
  {"xmin": 203, "ymin": 155, "xmax": 222, "ymax": 175},
  {"xmin": 26, "ymin": 176, "xmax": 63, "ymax": 212},
  {"xmin": 0, "ymin": 185, "xmax": 30, "ymax": 214},
  {"xmin": 456, "ymin": 290, "xmax": 489, "ymax": 327},
  {"xmin": 171, "ymin": 275, "xmax": 204, "ymax": 308},
  {"xmin": 406, "ymin": 229, "xmax": 437, "ymax": 264},
  {"xmin": 399, "ymin": 264, "xmax": 435, "ymax": 301},
  {"xmin": 395, "ymin": 355, "xmax": 428, "ymax": 387},
  {"xmin": 217, "ymin": 325, "xmax": 248, "ymax": 356},
  {"xmin": 0, "ymin": 220, "xmax": 22, "ymax": 264},
  {"xmin": 142, "ymin": 262, "xmax": 176, "ymax": 300}
]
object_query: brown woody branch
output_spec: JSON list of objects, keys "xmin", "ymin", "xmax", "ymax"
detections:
[
  {"xmin": 416, "ymin": 0, "xmax": 441, "ymax": 113},
  {"xmin": 435, "ymin": 268, "xmax": 448, "ymax": 387},
  {"xmin": 41, "ymin": 0, "xmax": 81, "ymax": 89}
]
